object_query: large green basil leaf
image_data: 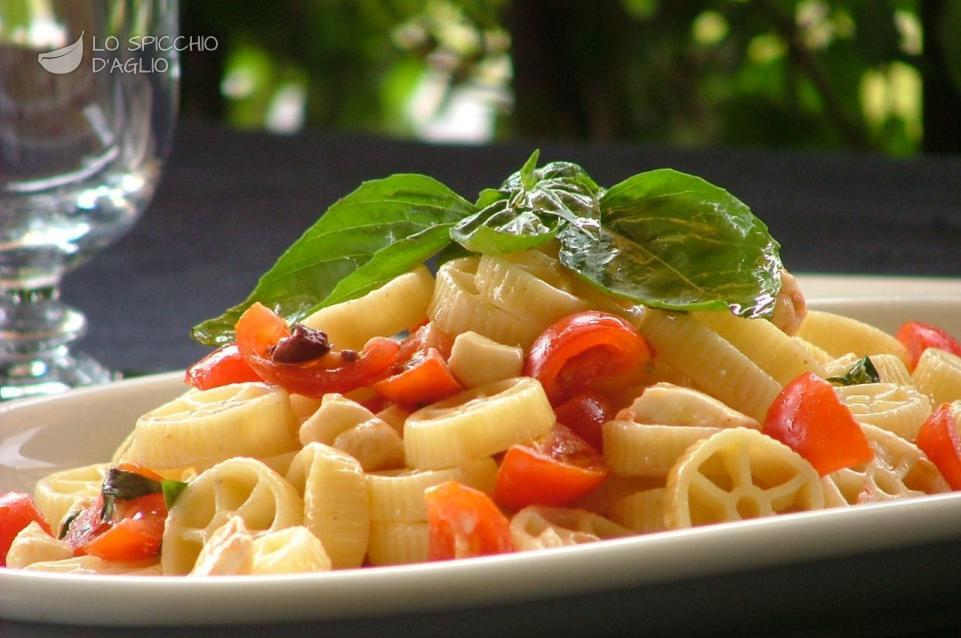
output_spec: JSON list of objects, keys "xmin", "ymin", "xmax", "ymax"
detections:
[
  {"xmin": 559, "ymin": 168, "xmax": 782, "ymax": 318},
  {"xmin": 450, "ymin": 151, "xmax": 602, "ymax": 254},
  {"xmin": 191, "ymin": 174, "xmax": 474, "ymax": 345}
]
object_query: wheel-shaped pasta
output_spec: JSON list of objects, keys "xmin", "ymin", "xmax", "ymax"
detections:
[
  {"xmin": 693, "ymin": 310, "xmax": 825, "ymax": 384},
  {"xmin": 161, "ymin": 457, "xmax": 304, "ymax": 575},
  {"xmin": 301, "ymin": 266, "xmax": 435, "ymax": 350},
  {"xmin": 123, "ymin": 382, "xmax": 299, "ymax": 471},
  {"xmin": 796, "ymin": 310, "xmax": 909, "ymax": 364},
  {"xmin": 509, "ymin": 506, "xmax": 630, "ymax": 551},
  {"xmin": 664, "ymin": 428, "xmax": 824, "ymax": 529},
  {"xmin": 912, "ymin": 348, "xmax": 961, "ymax": 404},
  {"xmin": 252, "ymin": 526, "xmax": 332, "ymax": 574},
  {"xmin": 836, "ymin": 382, "xmax": 932, "ymax": 441},
  {"xmin": 637, "ymin": 309, "xmax": 781, "ymax": 422},
  {"xmin": 447, "ymin": 331, "xmax": 524, "ymax": 388},
  {"xmin": 474, "ymin": 254, "xmax": 589, "ymax": 332},
  {"xmin": 427, "ymin": 257, "xmax": 542, "ymax": 348},
  {"xmin": 24, "ymin": 555, "xmax": 163, "ymax": 576},
  {"xmin": 285, "ymin": 443, "xmax": 369, "ymax": 569},
  {"xmin": 404, "ymin": 377, "xmax": 555, "ymax": 470},
  {"xmin": 603, "ymin": 420, "xmax": 721, "ymax": 478},
  {"xmin": 608, "ymin": 488, "xmax": 667, "ymax": 534},
  {"xmin": 825, "ymin": 423, "xmax": 949, "ymax": 505},
  {"xmin": 33, "ymin": 463, "xmax": 108, "ymax": 536},
  {"xmin": 623, "ymin": 382, "xmax": 759, "ymax": 429}
]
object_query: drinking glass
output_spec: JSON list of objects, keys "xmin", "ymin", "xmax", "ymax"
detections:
[{"xmin": 0, "ymin": 0, "xmax": 179, "ymax": 399}]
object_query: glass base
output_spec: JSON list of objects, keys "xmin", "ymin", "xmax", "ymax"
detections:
[{"xmin": 0, "ymin": 350, "xmax": 112, "ymax": 401}]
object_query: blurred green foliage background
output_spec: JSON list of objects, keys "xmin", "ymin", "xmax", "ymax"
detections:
[{"xmin": 180, "ymin": 0, "xmax": 961, "ymax": 155}]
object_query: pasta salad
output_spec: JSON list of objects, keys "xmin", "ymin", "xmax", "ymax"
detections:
[{"xmin": 3, "ymin": 153, "xmax": 961, "ymax": 577}]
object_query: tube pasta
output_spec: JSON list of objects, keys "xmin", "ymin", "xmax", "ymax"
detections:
[
  {"xmin": 124, "ymin": 382, "xmax": 299, "ymax": 471},
  {"xmin": 428, "ymin": 257, "xmax": 542, "ymax": 348},
  {"xmin": 836, "ymin": 383, "xmax": 932, "ymax": 441},
  {"xmin": 366, "ymin": 458, "xmax": 498, "ymax": 522},
  {"xmin": 572, "ymin": 475, "xmax": 665, "ymax": 516},
  {"xmin": 637, "ymin": 309, "xmax": 781, "ymax": 422},
  {"xmin": 509, "ymin": 506, "xmax": 630, "ymax": 551},
  {"xmin": 285, "ymin": 443, "xmax": 369, "ymax": 569},
  {"xmin": 367, "ymin": 521, "xmax": 430, "ymax": 566},
  {"xmin": 162, "ymin": 457, "xmax": 304, "ymax": 575},
  {"xmin": 404, "ymin": 377, "xmax": 555, "ymax": 470},
  {"xmin": 33, "ymin": 463, "xmax": 108, "ymax": 536},
  {"xmin": 912, "ymin": 348, "xmax": 961, "ymax": 404},
  {"xmin": 796, "ymin": 310, "xmax": 909, "ymax": 364},
  {"xmin": 791, "ymin": 336, "xmax": 834, "ymax": 366},
  {"xmin": 693, "ymin": 310, "xmax": 825, "ymax": 384},
  {"xmin": 826, "ymin": 424, "xmax": 949, "ymax": 504},
  {"xmin": 301, "ymin": 266, "xmax": 435, "ymax": 350},
  {"xmin": 603, "ymin": 420, "xmax": 720, "ymax": 478},
  {"xmin": 664, "ymin": 428, "xmax": 824, "ymax": 529}
]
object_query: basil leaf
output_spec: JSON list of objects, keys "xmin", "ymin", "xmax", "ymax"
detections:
[
  {"xmin": 101, "ymin": 467, "xmax": 164, "ymax": 521},
  {"xmin": 828, "ymin": 356, "xmax": 880, "ymax": 386},
  {"xmin": 192, "ymin": 174, "xmax": 474, "ymax": 345},
  {"xmin": 559, "ymin": 168, "xmax": 782, "ymax": 318},
  {"xmin": 450, "ymin": 151, "xmax": 602, "ymax": 255},
  {"xmin": 161, "ymin": 479, "xmax": 188, "ymax": 508}
]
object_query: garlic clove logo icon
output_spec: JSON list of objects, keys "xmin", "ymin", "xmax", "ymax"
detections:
[{"xmin": 38, "ymin": 31, "xmax": 84, "ymax": 74}]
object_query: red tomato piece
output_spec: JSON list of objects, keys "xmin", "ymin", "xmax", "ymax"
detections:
[
  {"xmin": 235, "ymin": 303, "xmax": 400, "ymax": 398},
  {"xmin": 425, "ymin": 481, "xmax": 513, "ymax": 560},
  {"xmin": 81, "ymin": 493, "xmax": 167, "ymax": 562},
  {"xmin": 373, "ymin": 348, "xmax": 462, "ymax": 406},
  {"xmin": 186, "ymin": 344, "xmax": 263, "ymax": 390},
  {"xmin": 762, "ymin": 372, "xmax": 873, "ymax": 476},
  {"xmin": 552, "ymin": 392, "xmax": 616, "ymax": 450},
  {"xmin": 916, "ymin": 403, "xmax": 961, "ymax": 490},
  {"xmin": 399, "ymin": 323, "xmax": 454, "ymax": 360},
  {"xmin": 493, "ymin": 424, "xmax": 608, "ymax": 511},
  {"xmin": 0, "ymin": 492, "xmax": 52, "ymax": 567},
  {"xmin": 525, "ymin": 311, "xmax": 652, "ymax": 404},
  {"xmin": 895, "ymin": 321, "xmax": 961, "ymax": 370}
]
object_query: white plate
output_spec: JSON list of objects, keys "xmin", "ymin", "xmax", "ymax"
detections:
[{"xmin": 1, "ymin": 285, "xmax": 960, "ymax": 629}]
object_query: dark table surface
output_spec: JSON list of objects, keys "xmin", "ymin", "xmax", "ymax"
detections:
[{"xmin": 6, "ymin": 124, "xmax": 961, "ymax": 637}]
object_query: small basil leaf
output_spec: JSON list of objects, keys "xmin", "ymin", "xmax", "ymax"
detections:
[
  {"xmin": 560, "ymin": 169, "xmax": 782, "ymax": 318},
  {"xmin": 451, "ymin": 154, "xmax": 602, "ymax": 255},
  {"xmin": 161, "ymin": 479, "xmax": 189, "ymax": 508},
  {"xmin": 192, "ymin": 174, "xmax": 474, "ymax": 345},
  {"xmin": 827, "ymin": 356, "xmax": 881, "ymax": 386},
  {"xmin": 58, "ymin": 509, "xmax": 82, "ymax": 540},
  {"xmin": 101, "ymin": 467, "xmax": 163, "ymax": 521}
]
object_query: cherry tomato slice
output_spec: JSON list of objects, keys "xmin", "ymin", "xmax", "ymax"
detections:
[
  {"xmin": 425, "ymin": 481, "xmax": 512, "ymax": 560},
  {"xmin": 916, "ymin": 403, "xmax": 961, "ymax": 490},
  {"xmin": 373, "ymin": 348, "xmax": 462, "ymax": 406},
  {"xmin": 552, "ymin": 392, "xmax": 616, "ymax": 450},
  {"xmin": 235, "ymin": 303, "xmax": 400, "ymax": 398},
  {"xmin": 895, "ymin": 321, "xmax": 961, "ymax": 370},
  {"xmin": 0, "ymin": 492, "xmax": 52, "ymax": 567},
  {"xmin": 186, "ymin": 344, "xmax": 263, "ymax": 390},
  {"xmin": 493, "ymin": 424, "xmax": 608, "ymax": 511},
  {"xmin": 525, "ymin": 311, "xmax": 652, "ymax": 404},
  {"xmin": 762, "ymin": 372, "xmax": 873, "ymax": 476}
]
